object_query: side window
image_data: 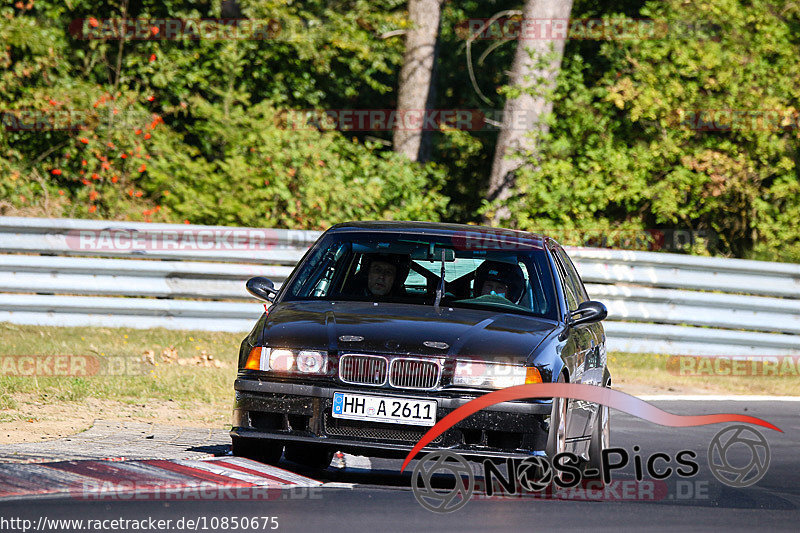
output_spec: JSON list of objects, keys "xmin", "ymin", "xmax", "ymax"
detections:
[
  {"xmin": 551, "ymin": 248, "xmax": 579, "ymax": 312},
  {"xmin": 557, "ymin": 247, "xmax": 589, "ymax": 303}
]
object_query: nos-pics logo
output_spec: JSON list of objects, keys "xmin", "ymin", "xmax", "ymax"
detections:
[{"xmin": 411, "ymin": 424, "xmax": 770, "ymax": 513}]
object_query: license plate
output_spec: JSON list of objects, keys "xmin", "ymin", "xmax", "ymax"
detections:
[{"xmin": 331, "ymin": 392, "xmax": 437, "ymax": 427}]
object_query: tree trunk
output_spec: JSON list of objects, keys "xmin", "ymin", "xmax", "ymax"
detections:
[
  {"xmin": 394, "ymin": 0, "xmax": 443, "ymax": 162},
  {"xmin": 486, "ymin": 0, "xmax": 574, "ymax": 224}
]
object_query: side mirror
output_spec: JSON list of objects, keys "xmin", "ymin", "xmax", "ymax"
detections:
[
  {"xmin": 246, "ymin": 277, "xmax": 278, "ymax": 303},
  {"xmin": 568, "ymin": 300, "xmax": 607, "ymax": 327}
]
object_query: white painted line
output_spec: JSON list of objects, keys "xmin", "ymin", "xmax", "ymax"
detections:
[
  {"xmin": 321, "ymin": 482, "xmax": 356, "ymax": 489},
  {"xmin": 638, "ymin": 395, "xmax": 800, "ymax": 401},
  {"xmin": 174, "ymin": 459, "xmax": 285, "ymax": 486},
  {"xmin": 212, "ymin": 457, "xmax": 322, "ymax": 486},
  {"xmin": 342, "ymin": 454, "xmax": 372, "ymax": 470}
]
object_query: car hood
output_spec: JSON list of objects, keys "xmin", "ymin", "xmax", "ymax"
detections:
[{"xmin": 260, "ymin": 300, "xmax": 557, "ymax": 362}]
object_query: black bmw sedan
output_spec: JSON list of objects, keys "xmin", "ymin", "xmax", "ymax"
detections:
[{"xmin": 231, "ymin": 222, "xmax": 610, "ymax": 469}]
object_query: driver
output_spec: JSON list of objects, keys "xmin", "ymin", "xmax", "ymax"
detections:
[
  {"xmin": 358, "ymin": 253, "xmax": 410, "ymax": 297},
  {"xmin": 473, "ymin": 260, "xmax": 526, "ymax": 303}
]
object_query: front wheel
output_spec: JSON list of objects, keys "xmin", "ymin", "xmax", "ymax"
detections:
[
  {"xmin": 546, "ymin": 372, "xmax": 568, "ymax": 459},
  {"xmin": 587, "ymin": 387, "xmax": 611, "ymax": 479},
  {"xmin": 231, "ymin": 436, "xmax": 284, "ymax": 464}
]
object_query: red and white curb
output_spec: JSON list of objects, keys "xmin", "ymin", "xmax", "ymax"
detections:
[{"xmin": 0, "ymin": 457, "xmax": 345, "ymax": 501}]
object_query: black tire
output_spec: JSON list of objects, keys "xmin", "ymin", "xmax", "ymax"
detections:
[
  {"xmin": 546, "ymin": 372, "xmax": 568, "ymax": 459},
  {"xmin": 586, "ymin": 379, "xmax": 611, "ymax": 480},
  {"xmin": 231, "ymin": 436, "xmax": 284, "ymax": 464},
  {"xmin": 284, "ymin": 443, "xmax": 334, "ymax": 470}
]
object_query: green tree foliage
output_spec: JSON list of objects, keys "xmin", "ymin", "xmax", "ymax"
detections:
[
  {"xmin": 0, "ymin": 0, "xmax": 445, "ymax": 228},
  {"xmin": 496, "ymin": 0, "xmax": 800, "ymax": 261}
]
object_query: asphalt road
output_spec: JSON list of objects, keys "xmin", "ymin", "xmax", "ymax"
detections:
[{"xmin": 1, "ymin": 400, "xmax": 798, "ymax": 532}]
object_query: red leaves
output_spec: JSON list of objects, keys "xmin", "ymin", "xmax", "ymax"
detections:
[
  {"xmin": 138, "ymin": 163, "xmax": 147, "ymax": 173},
  {"xmin": 79, "ymin": 137, "xmax": 89, "ymax": 144},
  {"xmin": 91, "ymin": 173, "xmax": 100, "ymax": 180},
  {"xmin": 51, "ymin": 169, "xmax": 62, "ymax": 175},
  {"xmin": 89, "ymin": 191, "xmax": 99, "ymax": 201},
  {"xmin": 88, "ymin": 17, "xmax": 99, "ymax": 28},
  {"xmin": 58, "ymin": 190, "xmax": 64, "ymax": 196},
  {"xmin": 88, "ymin": 205, "xmax": 97, "ymax": 213},
  {"xmin": 111, "ymin": 176, "xmax": 119, "ymax": 183},
  {"xmin": 120, "ymin": 153, "xmax": 127, "ymax": 159},
  {"xmin": 135, "ymin": 129, "xmax": 142, "ymax": 135},
  {"xmin": 149, "ymin": 54, "xmax": 156, "ymax": 63},
  {"xmin": 144, "ymin": 133, "xmax": 151, "ymax": 140},
  {"xmin": 147, "ymin": 95, "xmax": 155, "ymax": 102},
  {"xmin": 92, "ymin": 94, "xmax": 111, "ymax": 108}
]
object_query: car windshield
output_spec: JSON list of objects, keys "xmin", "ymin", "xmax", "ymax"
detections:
[{"xmin": 282, "ymin": 231, "xmax": 558, "ymax": 320}]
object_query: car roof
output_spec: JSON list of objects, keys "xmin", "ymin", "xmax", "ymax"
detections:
[{"xmin": 327, "ymin": 221, "xmax": 552, "ymax": 247}]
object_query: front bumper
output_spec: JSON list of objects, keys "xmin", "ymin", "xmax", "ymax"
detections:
[{"xmin": 231, "ymin": 378, "xmax": 551, "ymax": 459}]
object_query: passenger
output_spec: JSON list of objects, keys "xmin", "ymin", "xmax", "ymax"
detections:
[{"xmin": 473, "ymin": 260, "xmax": 526, "ymax": 303}]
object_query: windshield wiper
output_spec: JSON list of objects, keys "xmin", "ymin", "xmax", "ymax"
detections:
[{"xmin": 434, "ymin": 249, "xmax": 445, "ymax": 311}]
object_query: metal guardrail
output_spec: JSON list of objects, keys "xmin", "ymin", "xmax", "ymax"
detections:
[{"xmin": 1, "ymin": 216, "xmax": 798, "ymax": 355}]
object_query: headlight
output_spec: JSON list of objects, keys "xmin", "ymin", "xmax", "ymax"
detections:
[
  {"xmin": 244, "ymin": 347, "xmax": 327, "ymax": 374},
  {"xmin": 269, "ymin": 348, "xmax": 295, "ymax": 372},
  {"xmin": 297, "ymin": 350, "xmax": 326, "ymax": 373},
  {"xmin": 453, "ymin": 361, "xmax": 537, "ymax": 389}
]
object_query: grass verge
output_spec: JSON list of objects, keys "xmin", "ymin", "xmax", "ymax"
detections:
[{"xmin": 0, "ymin": 322, "xmax": 243, "ymax": 435}]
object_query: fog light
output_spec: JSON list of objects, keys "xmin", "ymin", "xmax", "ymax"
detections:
[
  {"xmin": 269, "ymin": 349, "xmax": 295, "ymax": 372},
  {"xmin": 297, "ymin": 350, "xmax": 326, "ymax": 374}
]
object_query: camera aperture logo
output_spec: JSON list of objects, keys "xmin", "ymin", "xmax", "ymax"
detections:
[
  {"xmin": 708, "ymin": 425, "xmax": 770, "ymax": 488},
  {"xmin": 411, "ymin": 451, "xmax": 474, "ymax": 513}
]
